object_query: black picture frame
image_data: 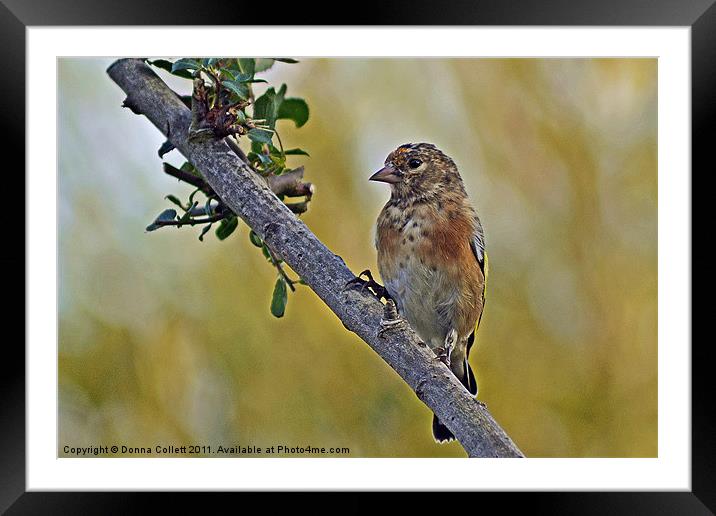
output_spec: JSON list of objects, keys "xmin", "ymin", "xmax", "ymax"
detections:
[{"xmin": 2, "ymin": 1, "xmax": 707, "ymax": 512}]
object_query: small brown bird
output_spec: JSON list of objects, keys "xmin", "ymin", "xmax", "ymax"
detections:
[{"xmin": 370, "ymin": 143, "xmax": 487, "ymax": 443}]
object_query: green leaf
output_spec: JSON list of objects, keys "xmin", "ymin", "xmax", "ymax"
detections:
[
  {"xmin": 178, "ymin": 202, "xmax": 197, "ymax": 224},
  {"xmin": 146, "ymin": 209, "xmax": 177, "ymax": 232},
  {"xmin": 171, "ymin": 58, "xmax": 202, "ymax": 74},
  {"xmin": 231, "ymin": 72, "xmax": 253, "ymax": 82},
  {"xmin": 252, "ymin": 85, "xmax": 287, "ymax": 130},
  {"xmin": 270, "ymin": 277, "xmax": 288, "ymax": 318},
  {"xmin": 222, "ymin": 80, "xmax": 249, "ymax": 100},
  {"xmin": 148, "ymin": 59, "xmax": 173, "ymax": 70},
  {"xmin": 249, "ymin": 230, "xmax": 263, "ymax": 248},
  {"xmin": 228, "ymin": 72, "xmax": 267, "ymax": 84},
  {"xmin": 261, "ymin": 244, "xmax": 271, "ymax": 260},
  {"xmin": 254, "ymin": 58, "xmax": 275, "ymax": 72},
  {"xmin": 277, "ymin": 98, "xmax": 309, "ymax": 128},
  {"xmin": 270, "ymin": 154, "xmax": 286, "ymax": 168},
  {"xmin": 284, "ymin": 148, "xmax": 310, "ymax": 156},
  {"xmin": 179, "ymin": 161, "xmax": 203, "ymax": 179},
  {"xmin": 148, "ymin": 59, "xmax": 194, "ymax": 79},
  {"xmin": 256, "ymin": 153, "xmax": 272, "ymax": 166},
  {"xmin": 148, "ymin": 59, "xmax": 173, "ymax": 72},
  {"xmin": 188, "ymin": 187, "xmax": 201, "ymax": 206},
  {"xmin": 237, "ymin": 58, "xmax": 255, "ymax": 75},
  {"xmin": 248, "ymin": 128, "xmax": 273, "ymax": 144},
  {"xmin": 215, "ymin": 216, "xmax": 239, "ymax": 240},
  {"xmin": 198, "ymin": 223, "xmax": 213, "ymax": 241},
  {"xmin": 252, "ymin": 90, "xmax": 275, "ymax": 127},
  {"xmin": 274, "ymin": 58, "xmax": 299, "ymax": 64},
  {"xmin": 159, "ymin": 208, "xmax": 177, "ymax": 220},
  {"xmin": 158, "ymin": 140, "xmax": 175, "ymax": 158},
  {"xmin": 165, "ymin": 194, "xmax": 184, "ymax": 208}
]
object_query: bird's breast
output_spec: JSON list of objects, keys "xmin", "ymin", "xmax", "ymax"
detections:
[
  {"xmin": 375, "ymin": 200, "xmax": 484, "ymax": 347},
  {"xmin": 376, "ymin": 205, "xmax": 452, "ymax": 345}
]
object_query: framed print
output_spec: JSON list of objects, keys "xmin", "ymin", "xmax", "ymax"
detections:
[{"xmin": 4, "ymin": 0, "xmax": 708, "ymax": 511}]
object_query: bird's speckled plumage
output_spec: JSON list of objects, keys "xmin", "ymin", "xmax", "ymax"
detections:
[{"xmin": 372, "ymin": 143, "xmax": 487, "ymax": 442}]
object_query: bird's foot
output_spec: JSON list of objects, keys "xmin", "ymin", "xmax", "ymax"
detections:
[
  {"xmin": 377, "ymin": 299, "xmax": 407, "ymax": 338},
  {"xmin": 345, "ymin": 269, "xmax": 392, "ymax": 303},
  {"xmin": 435, "ymin": 329, "xmax": 458, "ymax": 367},
  {"xmin": 434, "ymin": 347, "xmax": 450, "ymax": 367}
]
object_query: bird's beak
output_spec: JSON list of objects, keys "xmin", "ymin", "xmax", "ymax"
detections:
[{"xmin": 369, "ymin": 165, "xmax": 401, "ymax": 184}]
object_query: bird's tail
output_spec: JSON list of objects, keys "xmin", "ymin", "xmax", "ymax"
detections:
[
  {"xmin": 432, "ymin": 414, "xmax": 455, "ymax": 443},
  {"xmin": 432, "ymin": 358, "xmax": 477, "ymax": 443}
]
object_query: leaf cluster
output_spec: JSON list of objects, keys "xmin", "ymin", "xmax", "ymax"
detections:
[
  {"xmin": 148, "ymin": 57, "xmax": 309, "ymax": 175},
  {"xmin": 145, "ymin": 57, "xmax": 312, "ymax": 317}
]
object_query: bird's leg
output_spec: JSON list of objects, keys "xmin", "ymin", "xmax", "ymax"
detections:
[
  {"xmin": 378, "ymin": 299, "xmax": 408, "ymax": 338},
  {"xmin": 345, "ymin": 269, "xmax": 392, "ymax": 303},
  {"xmin": 435, "ymin": 329, "xmax": 458, "ymax": 367},
  {"xmin": 345, "ymin": 271, "xmax": 406, "ymax": 338}
]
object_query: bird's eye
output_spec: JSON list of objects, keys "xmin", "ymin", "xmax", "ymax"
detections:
[{"xmin": 408, "ymin": 158, "xmax": 422, "ymax": 169}]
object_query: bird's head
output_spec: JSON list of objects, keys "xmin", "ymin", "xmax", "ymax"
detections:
[{"xmin": 370, "ymin": 143, "xmax": 463, "ymax": 202}]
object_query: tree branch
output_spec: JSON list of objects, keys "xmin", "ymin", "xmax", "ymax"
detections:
[
  {"xmin": 107, "ymin": 58, "xmax": 524, "ymax": 458},
  {"xmin": 163, "ymin": 162, "xmax": 214, "ymax": 193},
  {"xmin": 163, "ymin": 157, "xmax": 311, "ymax": 206},
  {"xmin": 150, "ymin": 213, "xmax": 226, "ymax": 228},
  {"xmin": 266, "ymin": 167, "xmax": 314, "ymax": 199}
]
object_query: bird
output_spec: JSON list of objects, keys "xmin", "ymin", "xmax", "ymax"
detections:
[{"xmin": 369, "ymin": 142, "xmax": 488, "ymax": 443}]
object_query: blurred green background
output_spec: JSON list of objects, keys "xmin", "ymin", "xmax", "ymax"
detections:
[{"xmin": 59, "ymin": 58, "xmax": 657, "ymax": 457}]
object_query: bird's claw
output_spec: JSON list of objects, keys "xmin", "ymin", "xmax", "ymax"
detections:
[
  {"xmin": 435, "ymin": 329, "xmax": 458, "ymax": 367},
  {"xmin": 345, "ymin": 269, "xmax": 392, "ymax": 303},
  {"xmin": 434, "ymin": 346, "xmax": 451, "ymax": 367}
]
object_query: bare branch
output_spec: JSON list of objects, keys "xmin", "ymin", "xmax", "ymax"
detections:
[
  {"xmin": 162, "ymin": 155, "xmax": 311, "ymax": 203},
  {"xmin": 266, "ymin": 167, "xmax": 314, "ymax": 199},
  {"xmin": 108, "ymin": 58, "xmax": 523, "ymax": 458},
  {"xmin": 225, "ymin": 136, "xmax": 249, "ymax": 164},
  {"xmin": 149, "ymin": 213, "xmax": 226, "ymax": 228},
  {"xmin": 162, "ymin": 162, "xmax": 213, "ymax": 193}
]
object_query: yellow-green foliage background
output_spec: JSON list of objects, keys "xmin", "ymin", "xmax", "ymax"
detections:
[{"xmin": 59, "ymin": 58, "xmax": 657, "ymax": 457}]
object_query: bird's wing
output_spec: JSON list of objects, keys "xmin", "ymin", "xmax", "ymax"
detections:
[
  {"xmin": 469, "ymin": 220, "xmax": 487, "ymax": 301},
  {"xmin": 463, "ymin": 232, "xmax": 487, "ymax": 395},
  {"xmin": 467, "ymin": 225, "xmax": 488, "ymax": 355},
  {"xmin": 469, "ymin": 216, "xmax": 486, "ymax": 274}
]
